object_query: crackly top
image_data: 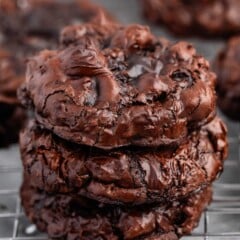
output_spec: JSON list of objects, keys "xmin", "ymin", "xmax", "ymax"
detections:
[
  {"xmin": 19, "ymin": 22, "xmax": 216, "ymax": 149},
  {"xmin": 142, "ymin": 0, "xmax": 240, "ymax": 37}
]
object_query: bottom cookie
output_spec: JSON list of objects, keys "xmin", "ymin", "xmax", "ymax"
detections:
[{"xmin": 21, "ymin": 180, "xmax": 212, "ymax": 240}]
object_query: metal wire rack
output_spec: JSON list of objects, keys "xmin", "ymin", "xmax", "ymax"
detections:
[{"xmin": 0, "ymin": 113, "xmax": 240, "ymax": 240}]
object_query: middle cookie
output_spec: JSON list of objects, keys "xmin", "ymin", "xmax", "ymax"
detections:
[{"xmin": 20, "ymin": 117, "xmax": 227, "ymax": 205}]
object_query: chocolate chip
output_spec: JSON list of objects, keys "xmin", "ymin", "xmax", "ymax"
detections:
[{"xmin": 171, "ymin": 70, "xmax": 193, "ymax": 87}]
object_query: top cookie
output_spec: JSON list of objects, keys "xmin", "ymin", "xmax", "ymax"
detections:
[
  {"xmin": 0, "ymin": 0, "xmax": 112, "ymax": 53},
  {"xmin": 142, "ymin": 0, "xmax": 240, "ymax": 37},
  {"xmin": 213, "ymin": 36, "xmax": 240, "ymax": 120},
  {"xmin": 19, "ymin": 23, "xmax": 216, "ymax": 149}
]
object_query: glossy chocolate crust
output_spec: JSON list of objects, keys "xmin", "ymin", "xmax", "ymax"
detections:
[
  {"xmin": 0, "ymin": 0, "xmax": 113, "ymax": 52},
  {"xmin": 142, "ymin": 0, "xmax": 240, "ymax": 37},
  {"xmin": 19, "ymin": 23, "xmax": 216, "ymax": 149},
  {"xmin": 20, "ymin": 117, "xmax": 227, "ymax": 205},
  {"xmin": 21, "ymin": 179, "xmax": 212, "ymax": 240},
  {"xmin": 213, "ymin": 36, "xmax": 240, "ymax": 120}
]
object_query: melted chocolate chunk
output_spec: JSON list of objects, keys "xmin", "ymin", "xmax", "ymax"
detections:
[{"xmin": 171, "ymin": 70, "xmax": 193, "ymax": 87}]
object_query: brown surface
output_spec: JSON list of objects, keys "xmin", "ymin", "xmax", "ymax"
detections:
[
  {"xmin": 19, "ymin": 23, "xmax": 216, "ymax": 149},
  {"xmin": 21, "ymin": 179, "xmax": 212, "ymax": 240}
]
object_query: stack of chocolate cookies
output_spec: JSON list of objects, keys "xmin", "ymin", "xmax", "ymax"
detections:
[{"xmin": 19, "ymin": 20, "xmax": 228, "ymax": 240}]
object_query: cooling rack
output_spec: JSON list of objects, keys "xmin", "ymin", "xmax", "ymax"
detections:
[{"xmin": 0, "ymin": 0, "xmax": 240, "ymax": 239}]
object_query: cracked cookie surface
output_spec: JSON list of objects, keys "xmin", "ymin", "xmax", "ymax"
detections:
[
  {"xmin": 20, "ymin": 117, "xmax": 227, "ymax": 205},
  {"xmin": 19, "ymin": 23, "xmax": 216, "ymax": 149},
  {"xmin": 21, "ymin": 179, "xmax": 212, "ymax": 240}
]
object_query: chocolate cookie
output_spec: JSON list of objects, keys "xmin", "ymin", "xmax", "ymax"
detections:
[
  {"xmin": 213, "ymin": 36, "xmax": 240, "ymax": 120},
  {"xmin": 0, "ymin": 0, "xmax": 111, "ymax": 146},
  {"xmin": 142, "ymin": 0, "xmax": 240, "ymax": 37},
  {"xmin": 0, "ymin": 0, "xmax": 113, "ymax": 52},
  {"xmin": 21, "ymin": 179, "xmax": 212, "ymax": 240},
  {"xmin": 20, "ymin": 117, "xmax": 227, "ymax": 205},
  {"xmin": 19, "ymin": 23, "xmax": 216, "ymax": 149},
  {"xmin": 0, "ymin": 48, "xmax": 26, "ymax": 146}
]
